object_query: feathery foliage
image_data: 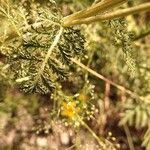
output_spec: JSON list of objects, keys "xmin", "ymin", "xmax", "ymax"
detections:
[{"xmin": 0, "ymin": 0, "xmax": 85, "ymax": 94}]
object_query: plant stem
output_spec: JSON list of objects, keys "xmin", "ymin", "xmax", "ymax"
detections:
[
  {"xmin": 63, "ymin": 2, "xmax": 150, "ymax": 27},
  {"xmin": 71, "ymin": 58, "xmax": 149, "ymax": 103},
  {"xmin": 62, "ymin": 0, "xmax": 127, "ymax": 26}
]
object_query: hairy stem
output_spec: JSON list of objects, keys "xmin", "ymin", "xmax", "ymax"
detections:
[{"xmin": 63, "ymin": 2, "xmax": 150, "ymax": 27}]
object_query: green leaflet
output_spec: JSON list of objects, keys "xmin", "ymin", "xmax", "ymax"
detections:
[{"xmin": 120, "ymin": 101, "xmax": 150, "ymax": 128}]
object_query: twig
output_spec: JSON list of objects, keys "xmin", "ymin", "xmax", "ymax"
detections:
[
  {"xmin": 71, "ymin": 58, "xmax": 149, "ymax": 103},
  {"xmin": 63, "ymin": 2, "xmax": 150, "ymax": 27}
]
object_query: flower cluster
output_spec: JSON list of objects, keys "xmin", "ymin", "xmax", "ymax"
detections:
[{"xmin": 60, "ymin": 83, "xmax": 96, "ymax": 127}]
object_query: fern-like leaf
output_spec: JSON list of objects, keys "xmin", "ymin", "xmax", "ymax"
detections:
[{"xmin": 4, "ymin": 2, "xmax": 85, "ymax": 94}]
